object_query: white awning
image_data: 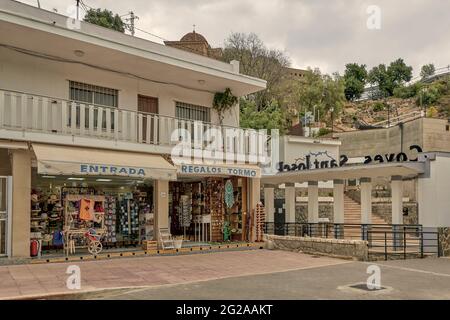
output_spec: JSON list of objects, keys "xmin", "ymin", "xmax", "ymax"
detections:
[{"xmin": 32, "ymin": 144, "xmax": 177, "ymax": 181}]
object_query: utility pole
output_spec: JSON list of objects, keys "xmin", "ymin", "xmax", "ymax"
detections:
[
  {"xmin": 129, "ymin": 11, "xmax": 136, "ymax": 36},
  {"xmin": 76, "ymin": 0, "xmax": 80, "ymax": 20},
  {"xmin": 122, "ymin": 11, "xmax": 139, "ymax": 36}
]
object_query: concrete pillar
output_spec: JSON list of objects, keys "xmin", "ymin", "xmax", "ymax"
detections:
[
  {"xmin": 391, "ymin": 176, "xmax": 404, "ymax": 250},
  {"xmin": 333, "ymin": 180, "xmax": 344, "ymax": 223},
  {"xmin": 333, "ymin": 179, "xmax": 345, "ymax": 238},
  {"xmin": 307, "ymin": 181, "xmax": 319, "ymax": 223},
  {"xmin": 360, "ymin": 177, "xmax": 372, "ymax": 224},
  {"xmin": 249, "ymin": 177, "xmax": 261, "ymax": 242},
  {"xmin": 391, "ymin": 176, "xmax": 403, "ymax": 225},
  {"xmin": 154, "ymin": 180, "xmax": 169, "ymax": 243},
  {"xmin": 285, "ymin": 183, "xmax": 296, "ymax": 224},
  {"xmin": 264, "ymin": 184, "xmax": 275, "ymax": 235},
  {"xmin": 360, "ymin": 177, "xmax": 372, "ymax": 241},
  {"xmin": 263, "ymin": 185, "xmax": 275, "ymax": 223},
  {"xmin": 11, "ymin": 150, "xmax": 31, "ymax": 258}
]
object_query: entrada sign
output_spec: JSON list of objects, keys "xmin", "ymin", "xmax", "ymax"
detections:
[{"xmin": 80, "ymin": 164, "xmax": 146, "ymax": 176}]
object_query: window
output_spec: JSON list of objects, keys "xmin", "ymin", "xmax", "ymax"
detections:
[
  {"xmin": 69, "ymin": 81, "xmax": 118, "ymax": 130},
  {"xmin": 69, "ymin": 81, "xmax": 118, "ymax": 107},
  {"xmin": 175, "ymin": 101, "xmax": 210, "ymax": 122}
]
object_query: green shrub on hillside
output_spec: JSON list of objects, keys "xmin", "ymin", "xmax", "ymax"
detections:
[
  {"xmin": 393, "ymin": 82, "xmax": 422, "ymax": 99},
  {"xmin": 317, "ymin": 127, "xmax": 332, "ymax": 137},
  {"xmin": 372, "ymin": 102, "xmax": 385, "ymax": 112},
  {"xmin": 416, "ymin": 83, "xmax": 445, "ymax": 106}
]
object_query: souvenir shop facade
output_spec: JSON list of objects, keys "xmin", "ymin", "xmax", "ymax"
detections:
[
  {"xmin": 0, "ymin": 141, "xmax": 263, "ymax": 258},
  {"xmin": 169, "ymin": 163, "xmax": 262, "ymax": 243},
  {"xmin": 0, "ymin": 141, "xmax": 178, "ymax": 258}
]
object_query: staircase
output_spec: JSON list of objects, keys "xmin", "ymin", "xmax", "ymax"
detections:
[
  {"xmin": 343, "ymin": 195, "xmax": 424, "ymax": 259},
  {"xmin": 344, "ymin": 195, "xmax": 387, "ymax": 224},
  {"xmin": 343, "ymin": 195, "xmax": 388, "ymax": 239}
]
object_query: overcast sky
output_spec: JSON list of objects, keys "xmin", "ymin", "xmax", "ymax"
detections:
[{"xmin": 18, "ymin": 0, "xmax": 450, "ymax": 77}]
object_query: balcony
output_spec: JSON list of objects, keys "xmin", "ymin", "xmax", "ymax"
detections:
[{"xmin": 0, "ymin": 89, "xmax": 272, "ymax": 163}]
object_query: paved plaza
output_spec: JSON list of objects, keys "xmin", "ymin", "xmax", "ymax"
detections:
[{"xmin": 1, "ymin": 250, "xmax": 449, "ymax": 300}]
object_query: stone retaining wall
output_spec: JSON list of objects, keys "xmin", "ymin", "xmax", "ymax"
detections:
[
  {"xmin": 265, "ymin": 234, "xmax": 369, "ymax": 261},
  {"xmin": 296, "ymin": 204, "xmax": 333, "ymax": 223},
  {"xmin": 372, "ymin": 202, "xmax": 418, "ymax": 225}
]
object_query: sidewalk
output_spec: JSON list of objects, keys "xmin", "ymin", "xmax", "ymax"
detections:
[{"xmin": 0, "ymin": 250, "xmax": 348, "ymax": 299}]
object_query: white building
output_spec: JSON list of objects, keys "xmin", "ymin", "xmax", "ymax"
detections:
[{"xmin": 0, "ymin": 1, "xmax": 267, "ymax": 258}]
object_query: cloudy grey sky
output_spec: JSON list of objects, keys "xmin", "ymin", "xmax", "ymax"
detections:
[{"xmin": 18, "ymin": 0, "xmax": 450, "ymax": 77}]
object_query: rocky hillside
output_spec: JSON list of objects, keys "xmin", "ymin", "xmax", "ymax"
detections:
[{"xmin": 333, "ymin": 78, "xmax": 450, "ymax": 132}]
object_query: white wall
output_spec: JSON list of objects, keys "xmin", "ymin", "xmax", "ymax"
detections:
[
  {"xmin": 418, "ymin": 155, "xmax": 450, "ymax": 227},
  {"xmin": 0, "ymin": 47, "xmax": 239, "ymax": 127},
  {"xmin": 280, "ymin": 136, "xmax": 340, "ymax": 166}
]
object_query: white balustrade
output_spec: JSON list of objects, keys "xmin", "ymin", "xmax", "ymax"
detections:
[{"xmin": 0, "ymin": 89, "xmax": 271, "ymax": 163}]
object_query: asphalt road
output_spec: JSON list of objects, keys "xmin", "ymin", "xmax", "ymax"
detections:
[{"xmin": 46, "ymin": 256, "xmax": 450, "ymax": 300}]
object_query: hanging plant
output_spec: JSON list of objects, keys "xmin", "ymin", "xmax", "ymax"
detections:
[{"xmin": 213, "ymin": 88, "xmax": 238, "ymax": 126}]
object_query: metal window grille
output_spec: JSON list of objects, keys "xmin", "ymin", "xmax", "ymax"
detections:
[
  {"xmin": 69, "ymin": 81, "xmax": 118, "ymax": 107},
  {"xmin": 175, "ymin": 101, "xmax": 210, "ymax": 122},
  {"xmin": 69, "ymin": 81, "xmax": 118, "ymax": 129}
]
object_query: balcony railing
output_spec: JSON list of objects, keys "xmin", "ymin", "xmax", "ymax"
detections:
[{"xmin": 0, "ymin": 89, "xmax": 272, "ymax": 163}]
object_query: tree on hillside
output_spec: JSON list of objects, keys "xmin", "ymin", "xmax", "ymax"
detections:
[
  {"xmin": 297, "ymin": 69, "xmax": 345, "ymax": 125},
  {"xmin": 222, "ymin": 32, "xmax": 290, "ymax": 111},
  {"xmin": 368, "ymin": 58, "xmax": 413, "ymax": 97},
  {"xmin": 83, "ymin": 8, "xmax": 125, "ymax": 33},
  {"xmin": 239, "ymin": 99, "xmax": 288, "ymax": 134},
  {"xmin": 388, "ymin": 58, "xmax": 413, "ymax": 87},
  {"xmin": 343, "ymin": 63, "xmax": 367, "ymax": 101},
  {"xmin": 323, "ymin": 73, "xmax": 346, "ymax": 121},
  {"xmin": 420, "ymin": 64, "xmax": 436, "ymax": 79}
]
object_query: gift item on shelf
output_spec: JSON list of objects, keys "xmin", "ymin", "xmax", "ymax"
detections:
[
  {"xmin": 62, "ymin": 194, "xmax": 106, "ymax": 256},
  {"xmin": 80, "ymin": 198, "xmax": 94, "ymax": 221},
  {"xmin": 206, "ymin": 178, "xmax": 225, "ymax": 242},
  {"xmin": 139, "ymin": 194, "xmax": 154, "ymax": 242},
  {"xmin": 104, "ymin": 195, "xmax": 117, "ymax": 243},
  {"xmin": 30, "ymin": 189, "xmax": 65, "ymax": 254},
  {"xmin": 254, "ymin": 202, "xmax": 265, "ymax": 242}
]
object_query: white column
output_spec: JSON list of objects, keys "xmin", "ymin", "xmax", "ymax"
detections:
[
  {"xmin": 285, "ymin": 183, "xmax": 296, "ymax": 224},
  {"xmin": 360, "ymin": 177, "xmax": 372, "ymax": 224},
  {"xmin": 333, "ymin": 179, "xmax": 344, "ymax": 224},
  {"xmin": 154, "ymin": 180, "xmax": 169, "ymax": 244},
  {"xmin": 264, "ymin": 185, "xmax": 275, "ymax": 223},
  {"xmin": 307, "ymin": 181, "xmax": 319, "ymax": 223},
  {"xmin": 391, "ymin": 176, "xmax": 403, "ymax": 225}
]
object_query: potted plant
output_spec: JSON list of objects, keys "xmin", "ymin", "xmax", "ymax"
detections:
[{"xmin": 213, "ymin": 88, "xmax": 238, "ymax": 126}]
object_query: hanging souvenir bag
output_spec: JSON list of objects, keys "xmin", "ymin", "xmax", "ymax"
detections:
[{"xmin": 80, "ymin": 198, "xmax": 93, "ymax": 221}]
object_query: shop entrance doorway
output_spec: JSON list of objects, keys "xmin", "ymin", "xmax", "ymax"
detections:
[
  {"xmin": 0, "ymin": 176, "xmax": 11, "ymax": 257},
  {"xmin": 274, "ymin": 199, "xmax": 285, "ymax": 235}
]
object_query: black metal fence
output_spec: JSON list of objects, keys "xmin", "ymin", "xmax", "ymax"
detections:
[{"xmin": 264, "ymin": 222, "xmax": 441, "ymax": 260}]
